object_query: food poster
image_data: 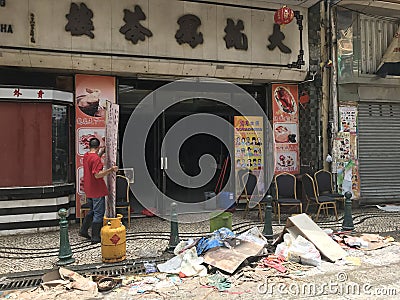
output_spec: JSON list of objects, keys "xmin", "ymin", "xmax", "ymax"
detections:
[
  {"xmin": 75, "ymin": 74, "xmax": 116, "ymax": 218},
  {"xmin": 105, "ymin": 102, "xmax": 119, "ymax": 218},
  {"xmin": 334, "ymin": 104, "xmax": 360, "ymax": 198},
  {"xmin": 272, "ymin": 84, "xmax": 300, "ymax": 174},
  {"xmin": 234, "ymin": 116, "xmax": 264, "ymax": 200}
]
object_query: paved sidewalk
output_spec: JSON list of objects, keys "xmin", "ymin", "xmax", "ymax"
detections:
[{"xmin": 0, "ymin": 206, "xmax": 399, "ymax": 275}]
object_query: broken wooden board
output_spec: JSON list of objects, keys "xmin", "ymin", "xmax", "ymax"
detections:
[
  {"xmin": 275, "ymin": 213, "xmax": 347, "ymax": 262},
  {"xmin": 203, "ymin": 240, "xmax": 264, "ymax": 274}
]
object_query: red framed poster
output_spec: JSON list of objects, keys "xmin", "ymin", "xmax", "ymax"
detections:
[
  {"xmin": 75, "ymin": 74, "xmax": 116, "ymax": 218},
  {"xmin": 272, "ymin": 84, "xmax": 299, "ymax": 174}
]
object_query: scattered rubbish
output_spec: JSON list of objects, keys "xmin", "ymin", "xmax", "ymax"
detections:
[
  {"xmin": 96, "ymin": 276, "xmax": 121, "ymax": 292},
  {"xmin": 275, "ymin": 214, "xmax": 347, "ymax": 262},
  {"xmin": 275, "ymin": 234, "xmax": 321, "ymax": 266},
  {"xmin": 335, "ymin": 233, "xmax": 395, "ymax": 251},
  {"xmin": 41, "ymin": 267, "xmax": 97, "ymax": 293},
  {"xmin": 200, "ymin": 272, "xmax": 232, "ymax": 291},
  {"xmin": 258, "ymin": 255, "xmax": 287, "ymax": 273},
  {"xmin": 144, "ymin": 262, "xmax": 158, "ymax": 274},
  {"xmin": 236, "ymin": 227, "xmax": 269, "ymax": 248},
  {"xmin": 157, "ymin": 244, "xmax": 207, "ymax": 277},
  {"xmin": 203, "ymin": 240, "xmax": 264, "ymax": 274},
  {"xmin": 344, "ymin": 256, "xmax": 362, "ymax": 266},
  {"xmin": 196, "ymin": 227, "xmax": 235, "ymax": 255},
  {"xmin": 376, "ymin": 205, "xmax": 400, "ymax": 212}
]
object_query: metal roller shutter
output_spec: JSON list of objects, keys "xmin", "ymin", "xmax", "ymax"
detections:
[{"xmin": 358, "ymin": 102, "xmax": 400, "ymax": 204}]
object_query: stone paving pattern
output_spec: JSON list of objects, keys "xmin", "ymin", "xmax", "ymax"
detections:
[{"xmin": 0, "ymin": 206, "xmax": 399, "ymax": 275}]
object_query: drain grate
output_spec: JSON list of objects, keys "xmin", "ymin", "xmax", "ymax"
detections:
[{"xmin": 0, "ymin": 256, "xmax": 171, "ymax": 291}]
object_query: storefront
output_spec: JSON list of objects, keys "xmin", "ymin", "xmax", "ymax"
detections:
[
  {"xmin": 0, "ymin": 0, "xmax": 311, "ymax": 229},
  {"xmin": 336, "ymin": 6, "xmax": 400, "ymax": 204}
]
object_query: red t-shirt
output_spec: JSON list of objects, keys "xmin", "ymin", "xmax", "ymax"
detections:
[{"xmin": 83, "ymin": 152, "xmax": 108, "ymax": 198}]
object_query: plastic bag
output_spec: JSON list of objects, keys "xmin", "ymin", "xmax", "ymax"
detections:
[{"xmin": 287, "ymin": 235, "xmax": 321, "ymax": 266}]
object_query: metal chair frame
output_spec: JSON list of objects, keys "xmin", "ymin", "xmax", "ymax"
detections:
[
  {"xmin": 116, "ymin": 175, "xmax": 131, "ymax": 229},
  {"xmin": 314, "ymin": 169, "xmax": 345, "ymax": 206},
  {"xmin": 241, "ymin": 172, "xmax": 264, "ymax": 222},
  {"xmin": 303, "ymin": 173, "xmax": 338, "ymax": 221},
  {"xmin": 274, "ymin": 172, "xmax": 302, "ymax": 224}
]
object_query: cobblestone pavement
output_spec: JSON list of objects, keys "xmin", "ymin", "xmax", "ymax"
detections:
[
  {"xmin": 0, "ymin": 206, "xmax": 399, "ymax": 274},
  {"xmin": 0, "ymin": 206, "xmax": 400, "ymax": 299}
]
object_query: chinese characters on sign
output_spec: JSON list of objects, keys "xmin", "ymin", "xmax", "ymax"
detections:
[
  {"xmin": 234, "ymin": 116, "xmax": 265, "ymax": 200},
  {"xmin": 175, "ymin": 14, "xmax": 204, "ymax": 48},
  {"xmin": 65, "ymin": 2, "xmax": 94, "ymax": 38},
  {"xmin": 267, "ymin": 24, "xmax": 291, "ymax": 54},
  {"xmin": 224, "ymin": 18, "xmax": 248, "ymax": 50},
  {"xmin": 272, "ymin": 84, "xmax": 299, "ymax": 174},
  {"xmin": 120, "ymin": 5, "xmax": 153, "ymax": 44},
  {"xmin": 64, "ymin": 2, "xmax": 294, "ymax": 54}
]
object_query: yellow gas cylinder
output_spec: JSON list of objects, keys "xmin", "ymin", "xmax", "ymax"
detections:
[{"xmin": 101, "ymin": 214, "xmax": 126, "ymax": 263}]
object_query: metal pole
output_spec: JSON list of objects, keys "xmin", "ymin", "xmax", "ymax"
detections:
[
  {"xmin": 57, "ymin": 208, "xmax": 75, "ymax": 266},
  {"xmin": 262, "ymin": 195, "xmax": 274, "ymax": 243},
  {"xmin": 342, "ymin": 191, "xmax": 355, "ymax": 231},
  {"xmin": 167, "ymin": 202, "xmax": 180, "ymax": 252},
  {"xmin": 321, "ymin": 0, "xmax": 330, "ymax": 171}
]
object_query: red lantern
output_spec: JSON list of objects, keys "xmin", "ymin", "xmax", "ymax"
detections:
[{"xmin": 274, "ymin": 6, "xmax": 294, "ymax": 25}]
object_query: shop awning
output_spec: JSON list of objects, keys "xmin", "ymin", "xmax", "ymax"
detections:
[{"xmin": 376, "ymin": 27, "xmax": 400, "ymax": 77}]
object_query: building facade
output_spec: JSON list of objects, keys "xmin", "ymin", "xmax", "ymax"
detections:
[{"xmin": 0, "ymin": 0, "xmax": 323, "ymax": 232}]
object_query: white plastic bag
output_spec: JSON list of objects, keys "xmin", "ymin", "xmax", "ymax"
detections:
[{"xmin": 288, "ymin": 235, "xmax": 321, "ymax": 266}]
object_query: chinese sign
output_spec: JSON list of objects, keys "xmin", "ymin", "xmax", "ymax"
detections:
[
  {"xmin": 105, "ymin": 102, "xmax": 119, "ymax": 218},
  {"xmin": 234, "ymin": 116, "xmax": 265, "ymax": 199},
  {"xmin": 334, "ymin": 105, "xmax": 360, "ymax": 198},
  {"xmin": 272, "ymin": 84, "xmax": 299, "ymax": 174},
  {"xmin": 75, "ymin": 74, "xmax": 115, "ymax": 218},
  {"xmin": 0, "ymin": 0, "xmax": 306, "ymax": 70}
]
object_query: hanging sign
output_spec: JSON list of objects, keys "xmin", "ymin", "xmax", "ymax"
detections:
[
  {"xmin": 75, "ymin": 74, "xmax": 116, "ymax": 218},
  {"xmin": 272, "ymin": 84, "xmax": 299, "ymax": 174},
  {"xmin": 105, "ymin": 101, "xmax": 119, "ymax": 218},
  {"xmin": 234, "ymin": 116, "xmax": 265, "ymax": 199}
]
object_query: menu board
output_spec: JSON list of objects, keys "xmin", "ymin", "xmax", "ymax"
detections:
[
  {"xmin": 234, "ymin": 116, "xmax": 264, "ymax": 199},
  {"xmin": 75, "ymin": 74, "xmax": 116, "ymax": 218},
  {"xmin": 105, "ymin": 102, "xmax": 119, "ymax": 218},
  {"xmin": 272, "ymin": 84, "xmax": 300, "ymax": 174}
]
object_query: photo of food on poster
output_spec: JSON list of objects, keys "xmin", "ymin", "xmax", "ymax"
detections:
[
  {"xmin": 275, "ymin": 147, "xmax": 298, "ymax": 173},
  {"xmin": 272, "ymin": 84, "xmax": 299, "ymax": 123},
  {"xmin": 274, "ymin": 123, "xmax": 298, "ymax": 144},
  {"xmin": 272, "ymin": 84, "xmax": 299, "ymax": 174},
  {"xmin": 234, "ymin": 116, "xmax": 264, "ymax": 199},
  {"xmin": 75, "ymin": 74, "xmax": 115, "ymax": 218}
]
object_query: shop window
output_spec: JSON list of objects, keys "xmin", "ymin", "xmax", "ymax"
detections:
[
  {"xmin": 52, "ymin": 105, "xmax": 70, "ymax": 183},
  {"xmin": 0, "ymin": 102, "xmax": 73, "ymax": 187}
]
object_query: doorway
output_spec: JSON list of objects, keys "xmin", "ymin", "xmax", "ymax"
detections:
[{"xmin": 118, "ymin": 79, "xmax": 266, "ymax": 215}]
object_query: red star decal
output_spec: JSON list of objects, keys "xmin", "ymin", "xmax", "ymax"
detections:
[
  {"xmin": 13, "ymin": 89, "xmax": 22, "ymax": 97},
  {"xmin": 37, "ymin": 90, "xmax": 44, "ymax": 99}
]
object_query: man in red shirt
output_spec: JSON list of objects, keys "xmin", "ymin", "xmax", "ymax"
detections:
[{"xmin": 79, "ymin": 138, "xmax": 118, "ymax": 244}]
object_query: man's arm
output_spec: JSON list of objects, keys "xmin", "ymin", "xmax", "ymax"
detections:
[{"xmin": 94, "ymin": 166, "xmax": 118, "ymax": 179}]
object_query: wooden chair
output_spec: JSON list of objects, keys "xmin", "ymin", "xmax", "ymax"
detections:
[
  {"xmin": 302, "ymin": 173, "xmax": 338, "ymax": 221},
  {"xmin": 274, "ymin": 172, "xmax": 302, "ymax": 224},
  {"xmin": 116, "ymin": 175, "xmax": 131, "ymax": 229},
  {"xmin": 314, "ymin": 169, "xmax": 345, "ymax": 207}
]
